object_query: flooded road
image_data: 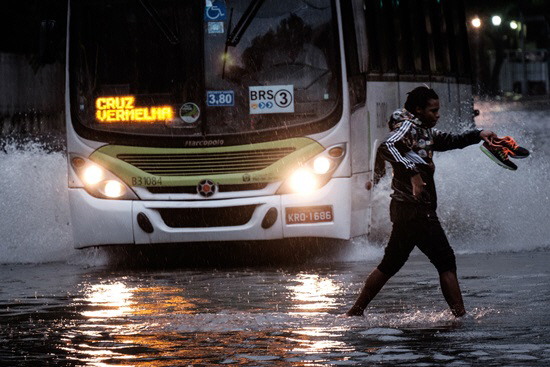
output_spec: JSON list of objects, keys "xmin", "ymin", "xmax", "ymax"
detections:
[
  {"xmin": 1, "ymin": 100, "xmax": 550, "ymax": 365},
  {"xmin": 2, "ymin": 251, "xmax": 550, "ymax": 366}
]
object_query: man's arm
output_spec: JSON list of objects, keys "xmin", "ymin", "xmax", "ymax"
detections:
[
  {"xmin": 432, "ymin": 129, "xmax": 495, "ymax": 151},
  {"xmin": 378, "ymin": 121, "xmax": 426, "ymax": 199},
  {"xmin": 377, "ymin": 120, "xmax": 420, "ymax": 175}
]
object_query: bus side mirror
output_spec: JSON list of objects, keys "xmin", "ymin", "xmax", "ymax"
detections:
[{"xmin": 39, "ymin": 19, "xmax": 58, "ymax": 64}]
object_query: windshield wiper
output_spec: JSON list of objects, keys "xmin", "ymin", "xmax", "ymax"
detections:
[
  {"xmin": 138, "ymin": 0, "xmax": 180, "ymax": 45},
  {"xmin": 222, "ymin": 0, "xmax": 265, "ymax": 79},
  {"xmin": 225, "ymin": 0, "xmax": 265, "ymax": 47}
]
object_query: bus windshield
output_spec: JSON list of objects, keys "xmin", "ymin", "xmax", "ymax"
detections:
[{"xmin": 70, "ymin": 0, "xmax": 340, "ymax": 142}]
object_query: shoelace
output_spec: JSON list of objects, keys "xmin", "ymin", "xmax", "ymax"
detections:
[
  {"xmin": 488, "ymin": 136, "xmax": 518, "ymax": 157},
  {"xmin": 491, "ymin": 136, "xmax": 519, "ymax": 151}
]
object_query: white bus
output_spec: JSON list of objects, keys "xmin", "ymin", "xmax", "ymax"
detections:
[{"xmin": 66, "ymin": 0, "xmax": 473, "ymax": 248}]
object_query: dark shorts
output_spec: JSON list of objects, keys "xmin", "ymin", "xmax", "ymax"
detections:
[{"xmin": 377, "ymin": 200, "xmax": 457, "ymax": 277}]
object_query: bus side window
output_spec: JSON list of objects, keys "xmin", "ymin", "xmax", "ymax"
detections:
[
  {"xmin": 342, "ymin": 0, "xmax": 367, "ymax": 107},
  {"xmin": 352, "ymin": 0, "xmax": 469, "ymax": 81},
  {"xmin": 408, "ymin": 0, "xmax": 431, "ymax": 74},
  {"xmin": 394, "ymin": 1, "xmax": 415, "ymax": 74},
  {"xmin": 429, "ymin": 0, "xmax": 450, "ymax": 74},
  {"xmin": 445, "ymin": 0, "xmax": 471, "ymax": 79}
]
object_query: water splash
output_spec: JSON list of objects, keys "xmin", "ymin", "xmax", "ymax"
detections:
[
  {"xmin": 154, "ymin": 306, "xmax": 495, "ymax": 335},
  {"xmin": 0, "ymin": 139, "xmax": 105, "ymax": 265},
  {"xmin": 0, "ymin": 139, "xmax": 72, "ymax": 263},
  {"xmin": 438, "ymin": 101, "xmax": 550, "ymax": 253}
]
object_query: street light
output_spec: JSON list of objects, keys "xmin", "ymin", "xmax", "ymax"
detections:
[
  {"xmin": 492, "ymin": 15, "xmax": 502, "ymax": 26},
  {"xmin": 472, "ymin": 17, "xmax": 481, "ymax": 28},
  {"xmin": 510, "ymin": 20, "xmax": 519, "ymax": 30}
]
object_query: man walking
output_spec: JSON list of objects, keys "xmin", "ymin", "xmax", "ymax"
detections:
[{"xmin": 346, "ymin": 86, "xmax": 496, "ymax": 317}]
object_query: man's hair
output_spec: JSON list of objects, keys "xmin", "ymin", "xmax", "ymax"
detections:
[{"xmin": 404, "ymin": 86, "xmax": 439, "ymax": 112}]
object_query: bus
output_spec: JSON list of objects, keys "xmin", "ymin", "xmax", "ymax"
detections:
[{"xmin": 66, "ymin": 0, "xmax": 473, "ymax": 248}]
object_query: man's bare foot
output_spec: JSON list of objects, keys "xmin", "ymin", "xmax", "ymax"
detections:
[{"xmin": 345, "ymin": 306, "xmax": 365, "ymax": 317}]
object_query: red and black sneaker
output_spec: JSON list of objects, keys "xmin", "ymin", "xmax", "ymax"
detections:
[
  {"xmin": 480, "ymin": 141, "xmax": 518, "ymax": 171},
  {"xmin": 491, "ymin": 136, "xmax": 530, "ymax": 159}
]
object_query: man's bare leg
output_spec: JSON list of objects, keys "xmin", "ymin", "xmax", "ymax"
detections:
[
  {"xmin": 346, "ymin": 268, "xmax": 390, "ymax": 316},
  {"xmin": 439, "ymin": 270, "xmax": 466, "ymax": 317}
]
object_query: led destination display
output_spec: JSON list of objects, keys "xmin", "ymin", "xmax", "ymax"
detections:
[{"xmin": 95, "ymin": 96, "xmax": 174, "ymax": 123}]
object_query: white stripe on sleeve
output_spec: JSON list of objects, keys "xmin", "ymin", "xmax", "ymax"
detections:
[{"xmin": 385, "ymin": 121, "xmax": 417, "ymax": 170}]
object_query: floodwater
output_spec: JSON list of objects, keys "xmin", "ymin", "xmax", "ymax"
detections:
[{"xmin": 1, "ymin": 100, "xmax": 550, "ymax": 366}]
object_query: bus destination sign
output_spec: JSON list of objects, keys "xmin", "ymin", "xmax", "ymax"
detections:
[{"xmin": 95, "ymin": 96, "xmax": 174, "ymax": 123}]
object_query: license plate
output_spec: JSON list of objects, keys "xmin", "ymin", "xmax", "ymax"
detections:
[{"xmin": 285, "ymin": 205, "xmax": 333, "ymax": 224}]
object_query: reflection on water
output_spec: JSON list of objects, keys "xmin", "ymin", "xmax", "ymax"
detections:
[
  {"xmin": 79, "ymin": 282, "xmax": 134, "ymax": 319},
  {"xmin": 287, "ymin": 273, "xmax": 354, "ymax": 362},
  {"xmin": 52, "ymin": 271, "xmax": 359, "ymax": 366},
  {"xmin": 289, "ymin": 273, "xmax": 341, "ymax": 314},
  {"xmin": 61, "ymin": 280, "xmax": 206, "ymax": 366},
  {"xmin": 55, "ymin": 270, "xmax": 512, "ymax": 366},
  {"xmin": 291, "ymin": 327, "xmax": 354, "ymax": 358},
  {"xmin": 1, "ymin": 250, "xmax": 550, "ymax": 366},
  {"xmin": 132, "ymin": 286, "xmax": 196, "ymax": 316}
]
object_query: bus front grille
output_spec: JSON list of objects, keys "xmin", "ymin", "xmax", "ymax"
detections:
[
  {"xmin": 157, "ymin": 205, "xmax": 257, "ymax": 228},
  {"xmin": 147, "ymin": 183, "xmax": 269, "ymax": 194},
  {"xmin": 117, "ymin": 148, "xmax": 295, "ymax": 176}
]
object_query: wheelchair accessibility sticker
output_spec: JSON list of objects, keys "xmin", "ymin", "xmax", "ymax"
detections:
[
  {"xmin": 205, "ymin": 0, "xmax": 227, "ymax": 21},
  {"xmin": 249, "ymin": 85, "xmax": 294, "ymax": 114}
]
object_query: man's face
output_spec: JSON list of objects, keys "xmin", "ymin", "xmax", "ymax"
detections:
[{"xmin": 415, "ymin": 98, "xmax": 440, "ymax": 128}]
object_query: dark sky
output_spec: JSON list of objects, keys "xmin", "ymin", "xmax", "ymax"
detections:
[{"xmin": 0, "ymin": 0, "xmax": 67, "ymax": 54}]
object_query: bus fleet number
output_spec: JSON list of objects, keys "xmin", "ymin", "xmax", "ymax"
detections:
[{"xmin": 132, "ymin": 177, "xmax": 163, "ymax": 186}]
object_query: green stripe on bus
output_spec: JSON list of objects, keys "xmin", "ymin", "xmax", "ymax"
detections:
[{"xmin": 89, "ymin": 138, "xmax": 324, "ymax": 187}]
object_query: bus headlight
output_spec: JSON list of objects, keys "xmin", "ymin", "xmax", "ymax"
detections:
[
  {"xmin": 288, "ymin": 169, "xmax": 318, "ymax": 194},
  {"xmin": 82, "ymin": 165, "xmax": 104, "ymax": 185},
  {"xmin": 277, "ymin": 143, "xmax": 346, "ymax": 195},
  {"xmin": 313, "ymin": 156, "xmax": 331, "ymax": 174},
  {"xmin": 70, "ymin": 154, "xmax": 138, "ymax": 200},
  {"xmin": 102, "ymin": 180, "xmax": 125, "ymax": 198}
]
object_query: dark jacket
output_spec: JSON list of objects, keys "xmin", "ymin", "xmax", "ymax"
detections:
[{"xmin": 377, "ymin": 108, "xmax": 482, "ymax": 209}]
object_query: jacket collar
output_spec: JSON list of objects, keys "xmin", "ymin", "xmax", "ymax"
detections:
[{"xmin": 390, "ymin": 108, "xmax": 424, "ymax": 129}]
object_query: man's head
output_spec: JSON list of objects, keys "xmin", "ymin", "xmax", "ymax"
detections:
[{"xmin": 404, "ymin": 87, "xmax": 440, "ymax": 128}]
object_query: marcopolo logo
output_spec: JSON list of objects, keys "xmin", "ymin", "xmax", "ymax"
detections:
[{"xmin": 249, "ymin": 85, "xmax": 294, "ymax": 115}]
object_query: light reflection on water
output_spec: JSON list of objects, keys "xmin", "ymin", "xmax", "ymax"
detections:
[
  {"xmin": 79, "ymin": 282, "xmax": 134, "ymax": 319},
  {"xmin": 288, "ymin": 273, "xmax": 341, "ymax": 314},
  {"xmin": 2, "ymin": 251, "xmax": 550, "ymax": 366},
  {"xmin": 56, "ymin": 272, "xmax": 360, "ymax": 366}
]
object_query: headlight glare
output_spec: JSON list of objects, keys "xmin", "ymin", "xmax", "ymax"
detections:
[
  {"xmin": 70, "ymin": 154, "xmax": 138, "ymax": 200},
  {"xmin": 288, "ymin": 169, "xmax": 318, "ymax": 194},
  {"xmin": 313, "ymin": 157, "xmax": 331, "ymax": 174},
  {"xmin": 277, "ymin": 143, "xmax": 347, "ymax": 195},
  {"xmin": 102, "ymin": 180, "xmax": 125, "ymax": 198},
  {"xmin": 82, "ymin": 165, "xmax": 104, "ymax": 185}
]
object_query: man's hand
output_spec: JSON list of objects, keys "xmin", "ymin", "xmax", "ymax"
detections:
[
  {"xmin": 480, "ymin": 130, "xmax": 497, "ymax": 145},
  {"xmin": 411, "ymin": 173, "xmax": 425, "ymax": 199}
]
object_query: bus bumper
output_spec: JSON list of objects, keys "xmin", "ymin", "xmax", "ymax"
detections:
[
  {"xmin": 69, "ymin": 188, "xmax": 134, "ymax": 248},
  {"xmin": 69, "ymin": 178, "xmax": 351, "ymax": 249}
]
